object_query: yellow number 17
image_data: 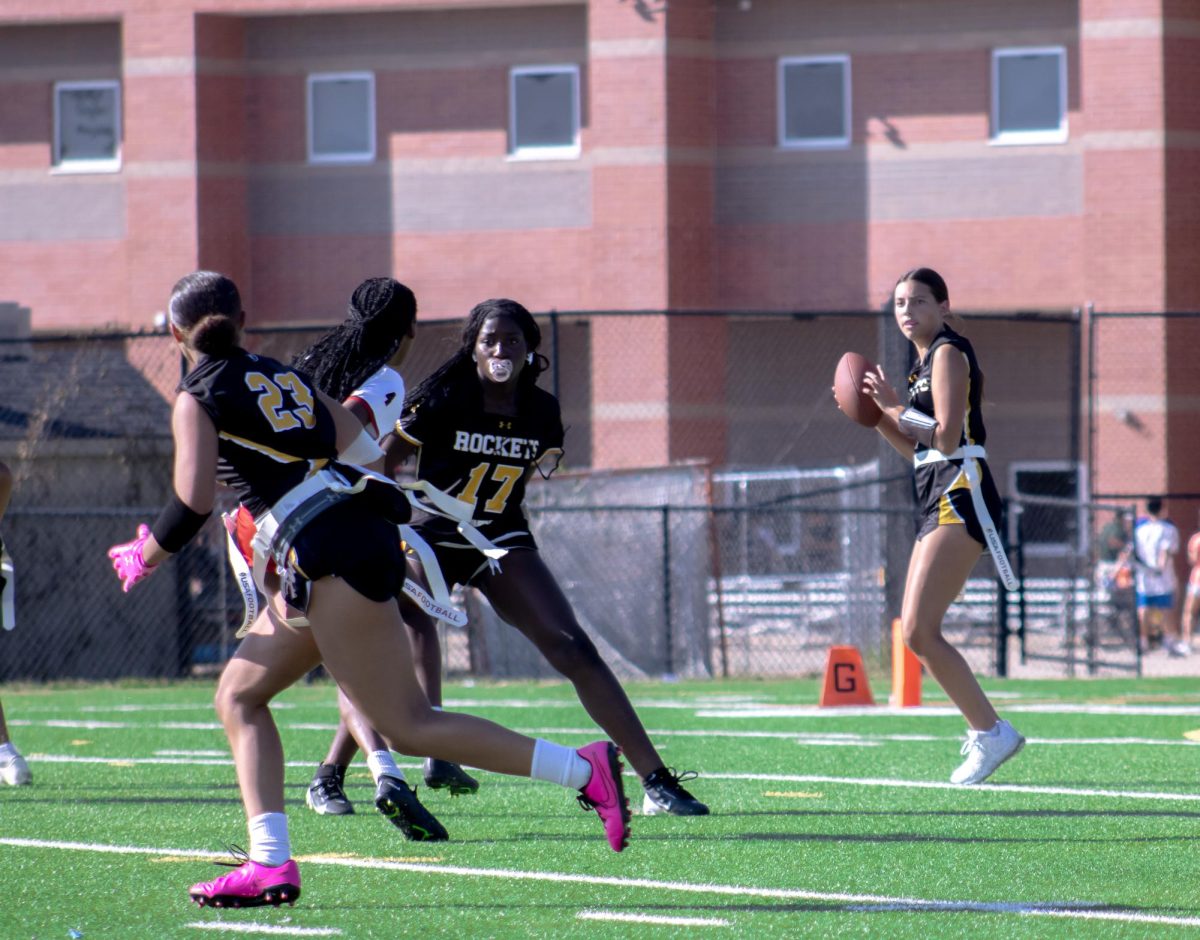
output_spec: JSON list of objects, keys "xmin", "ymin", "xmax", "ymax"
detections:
[{"xmin": 459, "ymin": 462, "xmax": 523, "ymax": 514}]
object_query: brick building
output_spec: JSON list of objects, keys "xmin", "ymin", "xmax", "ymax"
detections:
[{"xmin": 0, "ymin": 0, "xmax": 1197, "ymax": 491}]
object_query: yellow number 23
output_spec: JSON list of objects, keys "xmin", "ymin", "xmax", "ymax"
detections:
[{"xmin": 245, "ymin": 371, "xmax": 317, "ymax": 432}]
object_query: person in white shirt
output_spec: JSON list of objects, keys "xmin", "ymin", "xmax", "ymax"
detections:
[{"xmin": 1130, "ymin": 497, "xmax": 1183, "ymax": 654}]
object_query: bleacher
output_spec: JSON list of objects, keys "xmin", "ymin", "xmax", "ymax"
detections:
[{"xmin": 711, "ymin": 574, "xmax": 1124, "ymax": 637}]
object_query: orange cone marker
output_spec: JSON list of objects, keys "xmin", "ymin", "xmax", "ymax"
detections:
[
  {"xmin": 819, "ymin": 645, "xmax": 875, "ymax": 706},
  {"xmin": 890, "ymin": 618, "xmax": 922, "ymax": 707}
]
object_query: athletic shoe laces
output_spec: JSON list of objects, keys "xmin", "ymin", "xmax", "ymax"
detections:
[
  {"xmin": 214, "ymin": 843, "xmax": 251, "ymax": 869},
  {"xmin": 649, "ymin": 768, "xmax": 699, "ymax": 794},
  {"xmin": 312, "ymin": 775, "xmax": 348, "ymax": 801}
]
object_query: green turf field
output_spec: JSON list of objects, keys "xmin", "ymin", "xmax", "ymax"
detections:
[{"xmin": 2, "ymin": 675, "xmax": 1200, "ymax": 938}]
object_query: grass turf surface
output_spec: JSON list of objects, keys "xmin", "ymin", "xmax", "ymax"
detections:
[{"xmin": 2, "ymin": 676, "xmax": 1200, "ymax": 938}]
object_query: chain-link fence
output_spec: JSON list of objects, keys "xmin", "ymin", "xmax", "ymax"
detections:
[{"xmin": 3, "ymin": 306, "xmax": 1159, "ymax": 682}]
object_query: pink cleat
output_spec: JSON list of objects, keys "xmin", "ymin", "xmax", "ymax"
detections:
[
  {"xmin": 189, "ymin": 855, "xmax": 300, "ymax": 908},
  {"xmin": 576, "ymin": 740, "xmax": 631, "ymax": 852}
]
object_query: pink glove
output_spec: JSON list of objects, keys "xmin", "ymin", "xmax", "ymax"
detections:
[{"xmin": 108, "ymin": 524, "xmax": 157, "ymax": 593}]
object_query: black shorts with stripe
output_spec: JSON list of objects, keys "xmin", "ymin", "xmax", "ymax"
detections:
[{"xmin": 914, "ymin": 457, "xmax": 1003, "ymax": 547}]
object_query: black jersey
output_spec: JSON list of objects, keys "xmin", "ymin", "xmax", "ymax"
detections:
[
  {"xmin": 907, "ymin": 325, "xmax": 1001, "ymax": 546},
  {"xmin": 907, "ymin": 325, "xmax": 986, "ymax": 457},
  {"xmin": 180, "ymin": 349, "xmax": 338, "ymax": 517},
  {"xmin": 397, "ymin": 384, "xmax": 564, "ymax": 529}
]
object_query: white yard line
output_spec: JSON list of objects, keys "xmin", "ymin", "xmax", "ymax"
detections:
[
  {"xmin": 185, "ymin": 925, "xmax": 341, "ymax": 936},
  {"xmin": 577, "ymin": 910, "xmax": 730, "ymax": 926},
  {"xmin": 698, "ymin": 703, "xmax": 1200, "ymax": 718},
  {"xmin": 704, "ymin": 772, "xmax": 1200, "ymax": 802},
  {"xmin": 3, "ymin": 837, "xmax": 1198, "ymax": 930}
]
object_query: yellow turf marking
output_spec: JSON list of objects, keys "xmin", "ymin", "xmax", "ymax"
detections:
[
  {"xmin": 71, "ymin": 739, "xmax": 92, "ymax": 746},
  {"xmin": 107, "ymin": 760, "xmax": 135, "ymax": 767},
  {"xmin": 764, "ymin": 791, "xmax": 824, "ymax": 799},
  {"xmin": 1182, "ymin": 729, "xmax": 1200, "ymax": 742},
  {"xmin": 151, "ymin": 855, "xmax": 218, "ymax": 864}
]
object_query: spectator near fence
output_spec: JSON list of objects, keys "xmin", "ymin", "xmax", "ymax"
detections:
[
  {"xmin": 0, "ymin": 459, "xmax": 31, "ymax": 785},
  {"xmin": 1095, "ymin": 510, "xmax": 1134, "ymax": 606},
  {"xmin": 1180, "ymin": 519, "xmax": 1200, "ymax": 655},
  {"xmin": 1129, "ymin": 498, "xmax": 1185, "ymax": 656}
]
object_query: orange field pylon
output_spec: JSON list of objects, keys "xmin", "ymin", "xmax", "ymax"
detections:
[
  {"xmin": 819, "ymin": 645, "xmax": 875, "ymax": 706},
  {"xmin": 890, "ymin": 618, "xmax": 922, "ymax": 707}
]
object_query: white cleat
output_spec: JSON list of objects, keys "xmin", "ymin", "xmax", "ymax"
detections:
[
  {"xmin": 950, "ymin": 719, "xmax": 1024, "ymax": 786},
  {"xmin": 0, "ymin": 751, "xmax": 30, "ymax": 786}
]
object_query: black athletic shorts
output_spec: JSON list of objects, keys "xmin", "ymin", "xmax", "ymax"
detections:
[
  {"xmin": 289, "ymin": 497, "xmax": 407, "ymax": 603},
  {"xmin": 914, "ymin": 457, "xmax": 1003, "ymax": 546},
  {"xmin": 406, "ymin": 517, "xmax": 538, "ymax": 589}
]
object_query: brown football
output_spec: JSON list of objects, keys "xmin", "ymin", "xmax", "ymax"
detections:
[{"xmin": 833, "ymin": 351, "xmax": 883, "ymax": 428}]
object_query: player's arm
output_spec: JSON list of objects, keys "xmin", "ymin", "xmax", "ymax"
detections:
[
  {"xmin": 144, "ymin": 393, "xmax": 219, "ymax": 566},
  {"xmin": 927, "ymin": 345, "xmax": 969, "ymax": 454},
  {"xmin": 316, "ymin": 389, "xmax": 385, "ymax": 471},
  {"xmin": 382, "ymin": 432, "xmax": 418, "ymax": 477}
]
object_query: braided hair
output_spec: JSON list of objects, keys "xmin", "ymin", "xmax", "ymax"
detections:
[
  {"xmin": 292, "ymin": 278, "xmax": 417, "ymax": 400},
  {"xmin": 404, "ymin": 298, "xmax": 548, "ymax": 413}
]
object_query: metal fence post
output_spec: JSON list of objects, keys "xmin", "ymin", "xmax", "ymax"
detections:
[{"xmin": 661, "ymin": 505, "xmax": 673, "ymax": 677}]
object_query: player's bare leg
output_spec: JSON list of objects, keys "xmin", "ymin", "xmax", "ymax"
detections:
[
  {"xmin": 214, "ymin": 606, "xmax": 322, "ymax": 818},
  {"xmin": 480, "ymin": 550, "xmax": 708, "ymax": 815},
  {"xmin": 901, "ymin": 524, "xmax": 998, "ymax": 730},
  {"xmin": 902, "ymin": 524, "xmax": 1023, "ymax": 784},
  {"xmin": 481, "ymin": 550, "xmax": 661, "ymax": 774}
]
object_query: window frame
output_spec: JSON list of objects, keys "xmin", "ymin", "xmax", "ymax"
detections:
[
  {"xmin": 52, "ymin": 79, "xmax": 122, "ymax": 174},
  {"xmin": 777, "ymin": 54, "xmax": 852, "ymax": 150},
  {"xmin": 1007, "ymin": 460, "xmax": 1089, "ymax": 558},
  {"xmin": 990, "ymin": 46, "xmax": 1068, "ymax": 146},
  {"xmin": 306, "ymin": 71, "xmax": 377, "ymax": 165},
  {"xmin": 508, "ymin": 63, "xmax": 581, "ymax": 161}
]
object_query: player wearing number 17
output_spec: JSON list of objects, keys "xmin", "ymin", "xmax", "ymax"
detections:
[
  {"xmin": 859, "ymin": 268, "xmax": 1024, "ymax": 786},
  {"xmin": 375, "ymin": 299, "xmax": 709, "ymax": 817}
]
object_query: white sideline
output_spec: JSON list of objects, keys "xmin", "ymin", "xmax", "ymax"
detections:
[{"xmin": 3, "ymin": 837, "xmax": 1200, "ymax": 929}]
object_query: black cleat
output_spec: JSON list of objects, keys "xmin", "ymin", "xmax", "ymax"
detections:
[
  {"xmin": 375, "ymin": 775, "xmax": 449, "ymax": 841},
  {"xmin": 641, "ymin": 767, "xmax": 710, "ymax": 816},
  {"xmin": 423, "ymin": 757, "xmax": 480, "ymax": 796},
  {"xmin": 306, "ymin": 763, "xmax": 354, "ymax": 816}
]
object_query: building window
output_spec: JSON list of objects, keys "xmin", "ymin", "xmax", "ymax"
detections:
[
  {"xmin": 778, "ymin": 55, "xmax": 851, "ymax": 149},
  {"xmin": 53, "ymin": 80, "xmax": 121, "ymax": 172},
  {"xmin": 307, "ymin": 72, "xmax": 375, "ymax": 164},
  {"xmin": 1008, "ymin": 461, "xmax": 1088, "ymax": 557},
  {"xmin": 509, "ymin": 65, "xmax": 580, "ymax": 159},
  {"xmin": 991, "ymin": 47, "xmax": 1067, "ymax": 145}
]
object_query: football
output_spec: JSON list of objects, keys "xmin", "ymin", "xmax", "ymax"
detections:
[{"xmin": 833, "ymin": 351, "xmax": 882, "ymax": 428}]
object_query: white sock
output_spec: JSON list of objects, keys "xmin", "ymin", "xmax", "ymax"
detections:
[
  {"xmin": 530, "ymin": 739, "xmax": 591, "ymax": 790},
  {"xmin": 0, "ymin": 742, "xmax": 17, "ymax": 760},
  {"xmin": 247, "ymin": 812, "xmax": 291, "ymax": 867},
  {"xmin": 366, "ymin": 750, "xmax": 403, "ymax": 784}
]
